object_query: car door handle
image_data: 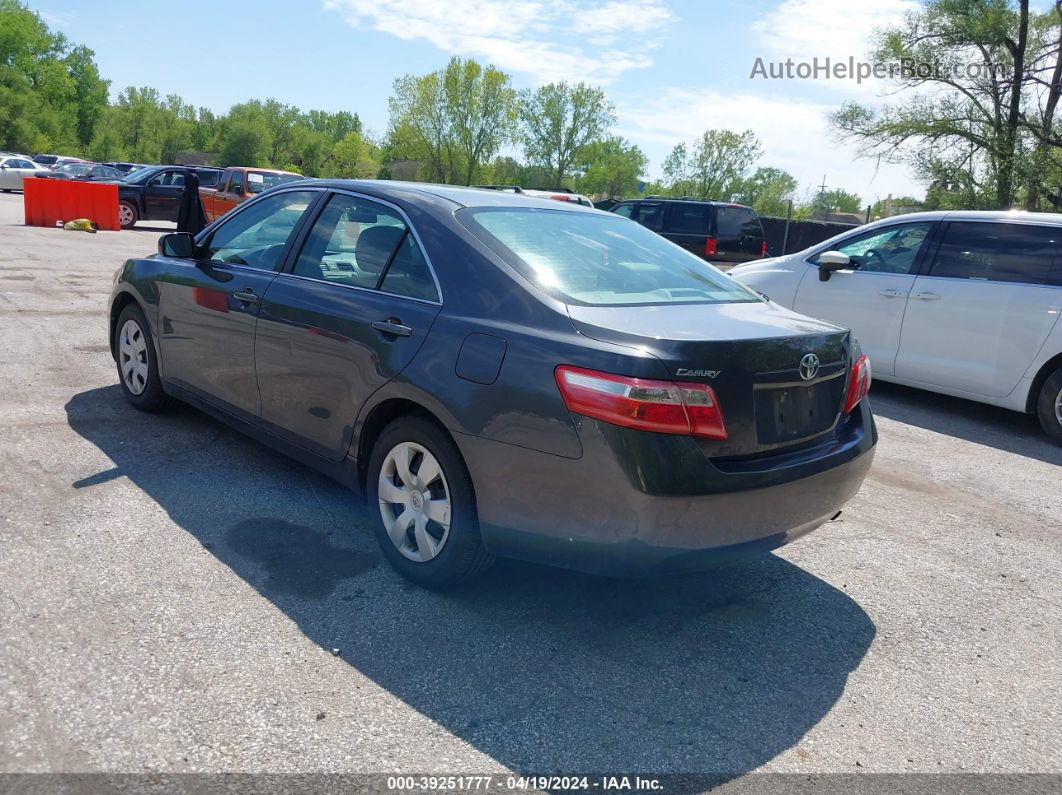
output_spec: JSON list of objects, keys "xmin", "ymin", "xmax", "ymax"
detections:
[
  {"xmin": 232, "ymin": 288, "xmax": 259, "ymax": 304},
  {"xmin": 913, "ymin": 292, "xmax": 941, "ymax": 301},
  {"xmin": 878, "ymin": 289, "xmax": 906, "ymax": 298},
  {"xmin": 371, "ymin": 320, "xmax": 413, "ymax": 337}
]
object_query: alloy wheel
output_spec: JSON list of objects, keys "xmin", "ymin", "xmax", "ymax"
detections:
[
  {"xmin": 118, "ymin": 204, "xmax": 134, "ymax": 227},
  {"xmin": 1055, "ymin": 386, "xmax": 1062, "ymax": 427},
  {"xmin": 378, "ymin": 441, "xmax": 452, "ymax": 563},
  {"xmin": 118, "ymin": 319, "xmax": 149, "ymax": 395}
]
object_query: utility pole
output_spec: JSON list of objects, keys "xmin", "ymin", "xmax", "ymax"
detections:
[{"xmin": 816, "ymin": 174, "xmax": 828, "ymax": 221}]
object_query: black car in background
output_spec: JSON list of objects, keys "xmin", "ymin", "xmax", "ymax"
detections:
[
  {"xmin": 34, "ymin": 162, "xmax": 123, "ymax": 181},
  {"xmin": 611, "ymin": 198, "xmax": 767, "ymax": 264},
  {"xmin": 108, "ymin": 180, "xmax": 875, "ymax": 587},
  {"xmin": 103, "ymin": 162, "xmax": 150, "ymax": 175},
  {"xmin": 116, "ymin": 165, "xmax": 223, "ymax": 228}
]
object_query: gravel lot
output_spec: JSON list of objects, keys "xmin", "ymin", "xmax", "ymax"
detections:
[{"xmin": 0, "ymin": 191, "xmax": 1059, "ymax": 789}]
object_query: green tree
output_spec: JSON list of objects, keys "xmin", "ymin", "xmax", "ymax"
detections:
[
  {"xmin": 0, "ymin": 0, "xmax": 108, "ymax": 154},
  {"xmin": 519, "ymin": 82, "xmax": 615, "ymax": 188},
  {"xmin": 217, "ymin": 119, "xmax": 271, "ymax": 167},
  {"xmin": 829, "ymin": 0, "xmax": 1062, "ymax": 210},
  {"xmin": 661, "ymin": 129, "xmax": 762, "ymax": 200},
  {"xmin": 731, "ymin": 166, "xmax": 798, "ymax": 216},
  {"xmin": 574, "ymin": 136, "xmax": 647, "ymax": 199},
  {"xmin": 324, "ymin": 130, "xmax": 381, "ymax": 179},
  {"xmin": 388, "ymin": 57, "xmax": 517, "ymax": 184}
]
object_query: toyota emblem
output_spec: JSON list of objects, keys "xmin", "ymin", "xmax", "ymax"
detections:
[{"xmin": 799, "ymin": 353, "xmax": 820, "ymax": 381}]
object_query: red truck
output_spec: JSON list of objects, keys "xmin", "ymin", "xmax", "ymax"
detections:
[{"xmin": 200, "ymin": 167, "xmax": 302, "ymax": 222}]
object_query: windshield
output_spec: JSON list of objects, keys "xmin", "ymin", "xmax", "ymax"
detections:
[
  {"xmin": 246, "ymin": 171, "xmax": 302, "ymax": 194},
  {"xmin": 458, "ymin": 208, "xmax": 761, "ymax": 306},
  {"xmin": 120, "ymin": 167, "xmax": 155, "ymax": 184}
]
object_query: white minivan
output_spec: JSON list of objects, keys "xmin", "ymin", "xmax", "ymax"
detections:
[{"xmin": 730, "ymin": 211, "xmax": 1062, "ymax": 442}]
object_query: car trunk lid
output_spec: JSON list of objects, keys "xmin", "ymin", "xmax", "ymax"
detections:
[{"xmin": 566, "ymin": 300, "xmax": 852, "ymax": 458}]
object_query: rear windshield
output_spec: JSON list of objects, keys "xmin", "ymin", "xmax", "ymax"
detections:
[
  {"xmin": 246, "ymin": 171, "xmax": 302, "ymax": 194},
  {"xmin": 717, "ymin": 206, "xmax": 761, "ymax": 239},
  {"xmin": 458, "ymin": 208, "xmax": 761, "ymax": 306}
]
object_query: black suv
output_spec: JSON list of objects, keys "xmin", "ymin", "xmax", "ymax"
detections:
[{"xmin": 611, "ymin": 199, "xmax": 766, "ymax": 264}]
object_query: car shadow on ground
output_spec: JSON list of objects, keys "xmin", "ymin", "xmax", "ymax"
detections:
[
  {"xmin": 869, "ymin": 381, "xmax": 1062, "ymax": 466},
  {"xmin": 66, "ymin": 386, "xmax": 875, "ymax": 782}
]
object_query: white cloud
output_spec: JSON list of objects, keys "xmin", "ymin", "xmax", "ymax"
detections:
[
  {"xmin": 323, "ymin": 0, "xmax": 673, "ymax": 84},
  {"xmin": 750, "ymin": 0, "xmax": 918, "ymax": 95},
  {"xmin": 617, "ymin": 87, "xmax": 923, "ymax": 202}
]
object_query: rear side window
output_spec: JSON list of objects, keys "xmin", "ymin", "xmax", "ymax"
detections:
[
  {"xmin": 666, "ymin": 203, "xmax": 710, "ymax": 235},
  {"xmin": 929, "ymin": 222, "xmax": 1058, "ymax": 285},
  {"xmin": 716, "ymin": 207, "xmax": 761, "ymax": 239}
]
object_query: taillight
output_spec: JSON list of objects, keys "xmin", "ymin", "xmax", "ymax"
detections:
[
  {"xmin": 550, "ymin": 194, "xmax": 571, "ymax": 202},
  {"xmin": 555, "ymin": 366, "xmax": 727, "ymax": 440},
  {"xmin": 705, "ymin": 236, "xmax": 718, "ymax": 257},
  {"xmin": 844, "ymin": 353, "xmax": 872, "ymax": 413},
  {"xmin": 760, "ymin": 240, "xmax": 768, "ymax": 257}
]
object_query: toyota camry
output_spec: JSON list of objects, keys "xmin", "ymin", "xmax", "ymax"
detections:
[{"xmin": 108, "ymin": 181, "xmax": 876, "ymax": 587}]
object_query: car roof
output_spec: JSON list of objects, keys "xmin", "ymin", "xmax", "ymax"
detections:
[
  {"xmin": 285, "ymin": 179, "xmax": 602, "ymax": 212},
  {"xmin": 863, "ymin": 209, "xmax": 1062, "ymax": 226}
]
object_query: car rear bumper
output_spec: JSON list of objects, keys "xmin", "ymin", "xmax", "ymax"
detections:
[{"xmin": 456, "ymin": 402, "xmax": 876, "ymax": 577}]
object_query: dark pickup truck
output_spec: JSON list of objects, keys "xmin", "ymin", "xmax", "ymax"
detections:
[{"xmin": 116, "ymin": 165, "xmax": 223, "ymax": 229}]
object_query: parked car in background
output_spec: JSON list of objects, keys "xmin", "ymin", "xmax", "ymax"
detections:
[
  {"xmin": 521, "ymin": 188, "xmax": 594, "ymax": 208},
  {"xmin": 200, "ymin": 166, "xmax": 302, "ymax": 222},
  {"xmin": 116, "ymin": 165, "xmax": 224, "ymax": 228},
  {"xmin": 0, "ymin": 155, "xmax": 48, "ymax": 191},
  {"xmin": 611, "ymin": 198, "xmax": 767, "ymax": 265},
  {"xmin": 730, "ymin": 210, "xmax": 1062, "ymax": 442},
  {"xmin": 102, "ymin": 162, "xmax": 150, "ymax": 175},
  {"xmin": 472, "ymin": 185, "xmax": 595, "ymax": 208},
  {"xmin": 34, "ymin": 162, "xmax": 123, "ymax": 181},
  {"xmin": 33, "ymin": 156, "xmax": 90, "ymax": 170},
  {"xmin": 108, "ymin": 180, "xmax": 875, "ymax": 586}
]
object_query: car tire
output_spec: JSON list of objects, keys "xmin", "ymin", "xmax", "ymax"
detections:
[
  {"xmin": 118, "ymin": 200, "xmax": 138, "ymax": 229},
  {"xmin": 367, "ymin": 416, "xmax": 494, "ymax": 588},
  {"xmin": 114, "ymin": 303, "xmax": 168, "ymax": 412},
  {"xmin": 1036, "ymin": 366, "xmax": 1062, "ymax": 443}
]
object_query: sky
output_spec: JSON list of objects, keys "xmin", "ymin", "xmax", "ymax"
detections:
[{"xmin": 33, "ymin": 0, "xmax": 932, "ymax": 204}]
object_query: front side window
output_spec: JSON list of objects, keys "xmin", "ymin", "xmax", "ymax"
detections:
[
  {"xmin": 204, "ymin": 190, "xmax": 317, "ymax": 270},
  {"xmin": 928, "ymin": 222, "xmax": 1057, "ymax": 284},
  {"xmin": 612, "ymin": 203, "xmax": 634, "ymax": 219},
  {"xmin": 635, "ymin": 203, "xmax": 664, "ymax": 231},
  {"xmin": 459, "ymin": 207, "xmax": 760, "ymax": 306},
  {"xmin": 813, "ymin": 222, "xmax": 933, "ymax": 275},
  {"xmin": 292, "ymin": 193, "xmax": 411, "ymax": 290},
  {"xmin": 228, "ymin": 171, "xmax": 244, "ymax": 194}
]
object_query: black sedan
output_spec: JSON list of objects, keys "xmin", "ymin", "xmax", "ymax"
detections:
[{"xmin": 108, "ymin": 181, "xmax": 876, "ymax": 587}]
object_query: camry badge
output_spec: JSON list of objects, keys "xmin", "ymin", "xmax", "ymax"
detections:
[
  {"xmin": 675, "ymin": 368, "xmax": 722, "ymax": 378},
  {"xmin": 799, "ymin": 353, "xmax": 820, "ymax": 381}
]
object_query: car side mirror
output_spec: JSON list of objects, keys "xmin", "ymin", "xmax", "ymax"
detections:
[
  {"xmin": 158, "ymin": 232, "xmax": 196, "ymax": 259},
  {"xmin": 0, "ymin": 164, "xmax": 9, "ymax": 170},
  {"xmin": 818, "ymin": 250, "xmax": 852, "ymax": 281}
]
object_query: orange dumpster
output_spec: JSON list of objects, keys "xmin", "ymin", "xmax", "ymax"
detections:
[{"xmin": 23, "ymin": 179, "xmax": 121, "ymax": 231}]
